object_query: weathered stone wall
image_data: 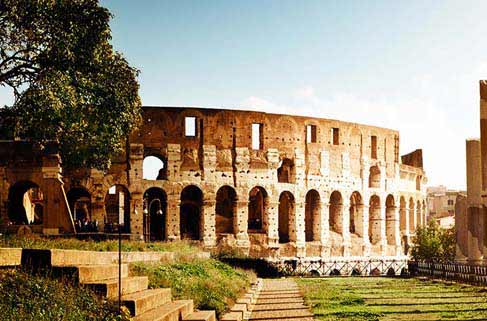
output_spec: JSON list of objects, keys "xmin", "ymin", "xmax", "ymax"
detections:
[{"xmin": 0, "ymin": 107, "xmax": 428, "ymax": 260}]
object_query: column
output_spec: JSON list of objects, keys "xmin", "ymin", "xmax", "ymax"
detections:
[
  {"xmin": 380, "ymin": 204, "xmax": 387, "ymax": 256},
  {"xmin": 467, "ymin": 139, "xmax": 483, "ymax": 263},
  {"xmin": 130, "ymin": 192, "xmax": 144, "ymax": 240},
  {"xmin": 202, "ymin": 199, "xmax": 216, "ymax": 247},
  {"xmin": 166, "ymin": 193, "xmax": 180, "ymax": 241},
  {"xmin": 362, "ymin": 204, "xmax": 371, "ymax": 257},
  {"xmin": 320, "ymin": 202, "xmax": 331, "ymax": 257},
  {"xmin": 294, "ymin": 201, "xmax": 306, "ymax": 257},
  {"xmin": 266, "ymin": 200, "xmax": 280, "ymax": 249},
  {"xmin": 342, "ymin": 198, "xmax": 351, "ymax": 257},
  {"xmin": 234, "ymin": 199, "xmax": 250, "ymax": 248},
  {"xmin": 393, "ymin": 206, "xmax": 402, "ymax": 256}
]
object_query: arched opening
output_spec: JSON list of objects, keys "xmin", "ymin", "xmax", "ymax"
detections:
[
  {"xmin": 368, "ymin": 166, "xmax": 381, "ymax": 188},
  {"xmin": 368, "ymin": 195, "xmax": 381, "ymax": 245},
  {"xmin": 105, "ymin": 185, "xmax": 131, "ymax": 233},
  {"xmin": 349, "ymin": 191, "xmax": 363, "ymax": 236},
  {"xmin": 7, "ymin": 181, "xmax": 43, "ymax": 225},
  {"xmin": 329, "ymin": 191, "xmax": 343, "ymax": 234},
  {"xmin": 385, "ymin": 195, "xmax": 396, "ymax": 245},
  {"xmin": 143, "ymin": 187, "xmax": 167, "ymax": 241},
  {"xmin": 408, "ymin": 198, "xmax": 415, "ymax": 232},
  {"xmin": 305, "ymin": 189, "xmax": 320, "ymax": 242},
  {"xmin": 143, "ymin": 155, "xmax": 167, "ymax": 180},
  {"xmin": 416, "ymin": 200, "xmax": 422, "ymax": 228},
  {"xmin": 215, "ymin": 186, "xmax": 237, "ymax": 236},
  {"xmin": 248, "ymin": 186, "xmax": 267, "ymax": 232},
  {"xmin": 278, "ymin": 191, "xmax": 295, "ymax": 243},
  {"xmin": 66, "ymin": 187, "xmax": 91, "ymax": 229},
  {"xmin": 180, "ymin": 185, "xmax": 203, "ymax": 240},
  {"xmin": 277, "ymin": 158, "xmax": 295, "ymax": 183}
]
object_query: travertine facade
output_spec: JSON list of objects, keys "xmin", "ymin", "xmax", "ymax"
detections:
[
  {"xmin": 456, "ymin": 81, "xmax": 487, "ymax": 264},
  {"xmin": 0, "ymin": 107, "xmax": 427, "ymax": 259}
]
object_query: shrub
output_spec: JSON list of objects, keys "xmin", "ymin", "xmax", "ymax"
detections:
[{"xmin": 411, "ymin": 220, "xmax": 456, "ymax": 262}]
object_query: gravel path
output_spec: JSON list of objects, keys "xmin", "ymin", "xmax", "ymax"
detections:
[{"xmin": 249, "ymin": 279, "xmax": 315, "ymax": 321}]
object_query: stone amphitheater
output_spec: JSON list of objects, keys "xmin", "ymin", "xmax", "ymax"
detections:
[{"xmin": 0, "ymin": 107, "xmax": 427, "ymax": 261}]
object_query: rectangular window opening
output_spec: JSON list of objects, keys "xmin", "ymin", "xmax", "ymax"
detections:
[
  {"xmin": 252, "ymin": 123, "xmax": 263, "ymax": 150},
  {"xmin": 306, "ymin": 125, "xmax": 317, "ymax": 143},
  {"xmin": 332, "ymin": 128, "xmax": 339, "ymax": 145},
  {"xmin": 185, "ymin": 116, "xmax": 196, "ymax": 137},
  {"xmin": 371, "ymin": 135, "xmax": 377, "ymax": 159}
]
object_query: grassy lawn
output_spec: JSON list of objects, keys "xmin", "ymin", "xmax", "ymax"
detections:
[
  {"xmin": 131, "ymin": 258, "xmax": 254, "ymax": 317},
  {"xmin": 0, "ymin": 235, "xmax": 200, "ymax": 254},
  {"xmin": 297, "ymin": 277, "xmax": 487, "ymax": 321}
]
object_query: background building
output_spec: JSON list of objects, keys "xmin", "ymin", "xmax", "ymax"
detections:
[{"xmin": 427, "ymin": 186, "xmax": 465, "ymax": 228}]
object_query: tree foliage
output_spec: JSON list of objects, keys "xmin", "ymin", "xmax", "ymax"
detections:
[
  {"xmin": 0, "ymin": 0, "xmax": 141, "ymax": 169},
  {"xmin": 411, "ymin": 220, "xmax": 456, "ymax": 262}
]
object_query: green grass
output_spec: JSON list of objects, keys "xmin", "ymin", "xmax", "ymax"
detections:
[
  {"xmin": 297, "ymin": 277, "xmax": 487, "ymax": 321},
  {"xmin": 131, "ymin": 258, "xmax": 254, "ymax": 317},
  {"xmin": 0, "ymin": 269, "xmax": 128, "ymax": 321},
  {"xmin": 0, "ymin": 235, "xmax": 200, "ymax": 254}
]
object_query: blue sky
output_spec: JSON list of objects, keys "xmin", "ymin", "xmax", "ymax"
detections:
[{"xmin": 2, "ymin": 0, "xmax": 487, "ymax": 189}]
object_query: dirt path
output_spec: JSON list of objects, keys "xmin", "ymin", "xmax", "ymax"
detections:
[{"xmin": 249, "ymin": 278, "xmax": 315, "ymax": 321}]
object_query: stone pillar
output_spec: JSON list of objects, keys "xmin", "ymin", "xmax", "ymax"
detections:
[
  {"xmin": 202, "ymin": 199, "xmax": 216, "ymax": 247},
  {"xmin": 455, "ymin": 194, "xmax": 468, "ymax": 262},
  {"xmin": 479, "ymin": 80, "xmax": 487, "ymax": 191},
  {"xmin": 362, "ymin": 204, "xmax": 371, "ymax": 256},
  {"xmin": 294, "ymin": 201, "xmax": 306, "ymax": 257},
  {"xmin": 235, "ymin": 200, "xmax": 250, "ymax": 248},
  {"xmin": 266, "ymin": 200, "xmax": 279, "ymax": 248},
  {"xmin": 130, "ymin": 192, "xmax": 144, "ymax": 239},
  {"xmin": 342, "ymin": 198, "xmax": 351, "ymax": 257},
  {"xmin": 467, "ymin": 139, "xmax": 483, "ymax": 263},
  {"xmin": 380, "ymin": 204, "xmax": 387, "ymax": 256},
  {"xmin": 166, "ymin": 193, "xmax": 180, "ymax": 241},
  {"xmin": 393, "ymin": 206, "xmax": 402, "ymax": 255},
  {"xmin": 320, "ymin": 202, "xmax": 331, "ymax": 257}
]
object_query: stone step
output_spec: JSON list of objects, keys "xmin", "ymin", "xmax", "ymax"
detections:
[
  {"xmin": 249, "ymin": 309, "xmax": 314, "ymax": 320},
  {"xmin": 83, "ymin": 276, "xmax": 149, "ymax": 299},
  {"xmin": 77, "ymin": 264, "xmax": 129, "ymax": 282},
  {"xmin": 182, "ymin": 310, "xmax": 216, "ymax": 321},
  {"xmin": 249, "ymin": 317, "xmax": 315, "ymax": 321},
  {"xmin": 256, "ymin": 298, "xmax": 304, "ymax": 304},
  {"xmin": 133, "ymin": 300, "xmax": 194, "ymax": 321},
  {"xmin": 252, "ymin": 303, "xmax": 307, "ymax": 311},
  {"xmin": 122, "ymin": 288, "xmax": 172, "ymax": 316}
]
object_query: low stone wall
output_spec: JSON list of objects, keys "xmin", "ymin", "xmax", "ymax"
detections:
[
  {"xmin": 0, "ymin": 248, "xmax": 22, "ymax": 266},
  {"xmin": 20, "ymin": 248, "xmax": 210, "ymax": 269}
]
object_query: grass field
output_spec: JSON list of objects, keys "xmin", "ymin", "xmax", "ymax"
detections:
[{"xmin": 297, "ymin": 277, "xmax": 487, "ymax": 321}]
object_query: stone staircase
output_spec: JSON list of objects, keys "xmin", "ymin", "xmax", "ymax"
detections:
[{"xmin": 20, "ymin": 249, "xmax": 216, "ymax": 321}]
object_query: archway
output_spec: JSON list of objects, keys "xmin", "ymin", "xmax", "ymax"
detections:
[
  {"xmin": 180, "ymin": 185, "xmax": 203, "ymax": 240},
  {"xmin": 7, "ymin": 181, "xmax": 43, "ymax": 225},
  {"xmin": 215, "ymin": 186, "xmax": 237, "ymax": 236},
  {"xmin": 66, "ymin": 187, "xmax": 91, "ymax": 223},
  {"xmin": 278, "ymin": 191, "xmax": 295, "ymax": 243},
  {"xmin": 349, "ymin": 191, "xmax": 363, "ymax": 236},
  {"xmin": 369, "ymin": 166, "xmax": 381, "ymax": 188},
  {"xmin": 416, "ymin": 200, "xmax": 422, "ymax": 228},
  {"xmin": 143, "ymin": 187, "xmax": 167, "ymax": 241},
  {"xmin": 277, "ymin": 158, "xmax": 295, "ymax": 183},
  {"xmin": 385, "ymin": 195, "xmax": 396, "ymax": 245},
  {"xmin": 142, "ymin": 155, "xmax": 167, "ymax": 180},
  {"xmin": 305, "ymin": 189, "xmax": 320, "ymax": 242},
  {"xmin": 105, "ymin": 185, "xmax": 131, "ymax": 233},
  {"xmin": 368, "ymin": 195, "xmax": 381, "ymax": 245},
  {"xmin": 248, "ymin": 186, "xmax": 267, "ymax": 232},
  {"xmin": 329, "ymin": 191, "xmax": 343, "ymax": 234},
  {"xmin": 409, "ymin": 198, "xmax": 415, "ymax": 232}
]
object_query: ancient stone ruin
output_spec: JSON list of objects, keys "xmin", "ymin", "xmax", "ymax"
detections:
[
  {"xmin": 456, "ymin": 80, "xmax": 487, "ymax": 264},
  {"xmin": 0, "ymin": 107, "xmax": 427, "ymax": 260}
]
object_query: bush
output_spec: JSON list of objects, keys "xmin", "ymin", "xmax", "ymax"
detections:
[
  {"xmin": 0, "ymin": 269, "xmax": 127, "ymax": 321},
  {"xmin": 411, "ymin": 220, "xmax": 456, "ymax": 262},
  {"xmin": 131, "ymin": 259, "xmax": 253, "ymax": 316}
]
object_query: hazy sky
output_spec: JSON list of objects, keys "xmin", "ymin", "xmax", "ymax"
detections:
[{"xmin": 2, "ymin": 0, "xmax": 487, "ymax": 189}]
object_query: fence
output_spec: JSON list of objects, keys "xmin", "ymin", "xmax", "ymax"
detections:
[{"xmin": 409, "ymin": 261, "xmax": 487, "ymax": 285}]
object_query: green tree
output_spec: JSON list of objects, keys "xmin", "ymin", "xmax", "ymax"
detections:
[
  {"xmin": 0, "ymin": 0, "xmax": 141, "ymax": 170},
  {"xmin": 411, "ymin": 220, "xmax": 456, "ymax": 262}
]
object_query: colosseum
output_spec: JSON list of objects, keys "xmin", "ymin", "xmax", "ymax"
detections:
[{"xmin": 0, "ymin": 107, "xmax": 427, "ymax": 263}]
